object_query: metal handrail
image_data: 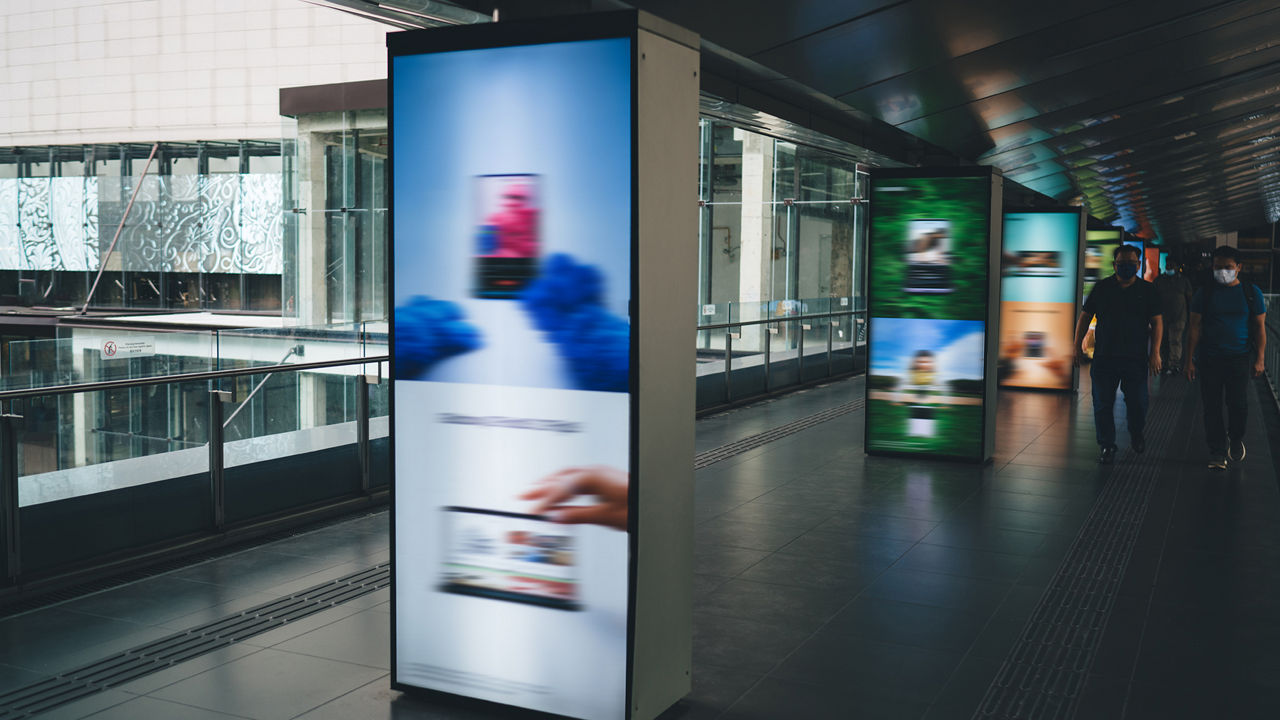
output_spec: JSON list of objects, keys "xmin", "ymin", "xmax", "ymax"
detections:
[
  {"xmin": 697, "ymin": 308, "xmax": 863, "ymax": 332},
  {"xmin": 0, "ymin": 354, "xmax": 389, "ymax": 402}
]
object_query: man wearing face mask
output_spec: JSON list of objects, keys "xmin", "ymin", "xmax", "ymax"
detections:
[
  {"xmin": 1074, "ymin": 245, "xmax": 1163, "ymax": 464},
  {"xmin": 1185, "ymin": 246, "xmax": 1268, "ymax": 470}
]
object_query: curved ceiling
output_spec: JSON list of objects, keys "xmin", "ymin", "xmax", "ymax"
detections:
[
  {"xmin": 624, "ymin": 0, "xmax": 1280, "ymax": 242},
  {"xmin": 340, "ymin": 0, "xmax": 1280, "ymax": 242}
]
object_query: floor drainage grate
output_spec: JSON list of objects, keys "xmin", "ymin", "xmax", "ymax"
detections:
[
  {"xmin": 973, "ymin": 385, "xmax": 1191, "ymax": 720},
  {"xmin": 694, "ymin": 399, "xmax": 864, "ymax": 470},
  {"xmin": 0, "ymin": 563, "xmax": 389, "ymax": 720}
]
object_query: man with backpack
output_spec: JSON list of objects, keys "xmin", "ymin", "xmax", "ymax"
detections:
[{"xmin": 1185, "ymin": 245, "xmax": 1268, "ymax": 470}]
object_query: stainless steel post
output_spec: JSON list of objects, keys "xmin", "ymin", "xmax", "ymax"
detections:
[
  {"xmin": 209, "ymin": 390, "xmax": 231, "ymax": 530},
  {"xmin": 1, "ymin": 412, "xmax": 22, "ymax": 582},
  {"xmin": 357, "ymin": 375, "xmax": 371, "ymax": 493}
]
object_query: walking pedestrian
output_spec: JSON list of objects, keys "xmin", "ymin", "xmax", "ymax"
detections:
[
  {"xmin": 1074, "ymin": 245, "xmax": 1163, "ymax": 464},
  {"xmin": 1185, "ymin": 246, "xmax": 1268, "ymax": 470},
  {"xmin": 1154, "ymin": 263, "xmax": 1193, "ymax": 374}
]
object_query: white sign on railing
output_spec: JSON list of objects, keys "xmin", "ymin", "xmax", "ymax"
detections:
[{"xmin": 100, "ymin": 337, "xmax": 156, "ymax": 360}]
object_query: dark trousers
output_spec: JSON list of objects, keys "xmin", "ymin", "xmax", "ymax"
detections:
[
  {"xmin": 1198, "ymin": 353, "xmax": 1251, "ymax": 454},
  {"xmin": 1091, "ymin": 355, "xmax": 1148, "ymax": 448}
]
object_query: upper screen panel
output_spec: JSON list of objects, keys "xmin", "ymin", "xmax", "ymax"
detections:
[
  {"xmin": 868, "ymin": 175, "xmax": 992, "ymax": 322},
  {"xmin": 1001, "ymin": 212, "xmax": 1080, "ymax": 305},
  {"xmin": 392, "ymin": 38, "xmax": 633, "ymax": 393}
]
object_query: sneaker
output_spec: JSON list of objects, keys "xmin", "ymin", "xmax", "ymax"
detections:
[
  {"xmin": 1099, "ymin": 445, "xmax": 1117, "ymax": 464},
  {"xmin": 1208, "ymin": 454, "xmax": 1228, "ymax": 470},
  {"xmin": 1229, "ymin": 440, "xmax": 1246, "ymax": 462},
  {"xmin": 1132, "ymin": 435, "xmax": 1146, "ymax": 453}
]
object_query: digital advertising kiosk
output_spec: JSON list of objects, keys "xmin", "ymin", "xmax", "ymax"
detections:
[
  {"xmin": 865, "ymin": 167, "xmax": 1003, "ymax": 463},
  {"xmin": 388, "ymin": 12, "xmax": 698, "ymax": 720}
]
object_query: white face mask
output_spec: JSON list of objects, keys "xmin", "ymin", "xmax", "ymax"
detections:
[{"xmin": 1214, "ymin": 268, "xmax": 1238, "ymax": 285}]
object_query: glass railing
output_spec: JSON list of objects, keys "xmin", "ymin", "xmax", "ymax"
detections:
[
  {"xmin": 0, "ymin": 321, "xmax": 388, "ymax": 591},
  {"xmin": 695, "ymin": 297, "xmax": 866, "ymax": 411}
]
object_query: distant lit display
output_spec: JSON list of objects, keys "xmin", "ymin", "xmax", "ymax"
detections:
[
  {"xmin": 867, "ymin": 173, "xmax": 992, "ymax": 459},
  {"xmin": 1083, "ymin": 229, "xmax": 1122, "ymax": 297},
  {"xmin": 1142, "ymin": 246, "xmax": 1161, "ymax": 282},
  {"xmin": 392, "ymin": 36, "xmax": 632, "ymax": 720},
  {"xmin": 998, "ymin": 211, "xmax": 1081, "ymax": 391}
]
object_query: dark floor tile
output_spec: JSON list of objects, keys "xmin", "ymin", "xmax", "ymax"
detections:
[
  {"xmin": 713, "ymin": 500, "xmax": 836, "ymax": 530},
  {"xmin": 691, "ymin": 613, "xmax": 811, "ymax": 675},
  {"xmin": 957, "ymin": 585, "xmax": 1042, "ymax": 661},
  {"xmin": 167, "ymin": 549, "xmax": 349, "ymax": 593},
  {"xmin": 54, "ymin": 575, "xmax": 265, "ymax": 627},
  {"xmin": 722, "ymin": 676, "xmax": 929, "ymax": 720},
  {"xmin": 693, "ymin": 544, "xmax": 769, "ymax": 577},
  {"xmin": 923, "ymin": 654, "xmax": 1002, "ymax": 719},
  {"xmin": 0, "ymin": 661, "xmax": 47, "ymax": 694},
  {"xmin": 1072, "ymin": 673, "xmax": 1131, "ymax": 720},
  {"xmin": 737, "ymin": 552, "xmax": 881, "ymax": 594},
  {"xmin": 896, "ymin": 543, "xmax": 1032, "ymax": 582},
  {"xmin": 1087, "ymin": 595, "xmax": 1146, "ymax": 679},
  {"xmin": 696, "ymin": 578, "xmax": 853, "ymax": 631},
  {"xmin": 776, "ymin": 528, "xmax": 915, "ymax": 569},
  {"xmin": 655, "ymin": 664, "xmax": 763, "ymax": 720},
  {"xmin": 274, "ymin": 608, "xmax": 390, "ymax": 669},
  {"xmin": 773, "ymin": 630, "xmax": 963, "ymax": 703},
  {"xmin": 921, "ymin": 521, "xmax": 1049, "ymax": 556},
  {"xmin": 814, "ymin": 510, "xmax": 940, "ymax": 542},
  {"xmin": 860, "ymin": 568, "xmax": 1015, "ymax": 616},
  {"xmin": 0, "ymin": 607, "xmax": 170, "ymax": 674},
  {"xmin": 824, "ymin": 596, "xmax": 987, "ymax": 652},
  {"xmin": 151, "ymin": 647, "xmax": 385, "ymax": 720},
  {"xmin": 75, "ymin": 695, "xmax": 248, "ymax": 720},
  {"xmin": 695, "ymin": 519, "xmax": 810, "ymax": 553}
]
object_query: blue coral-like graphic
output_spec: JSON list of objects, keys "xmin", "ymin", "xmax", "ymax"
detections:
[
  {"xmin": 394, "ymin": 296, "xmax": 483, "ymax": 379},
  {"xmin": 521, "ymin": 253, "xmax": 629, "ymax": 392}
]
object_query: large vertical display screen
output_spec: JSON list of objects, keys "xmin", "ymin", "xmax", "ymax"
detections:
[
  {"xmin": 997, "ymin": 211, "xmax": 1081, "ymax": 390},
  {"xmin": 1083, "ymin": 229, "xmax": 1121, "ymax": 297},
  {"xmin": 391, "ymin": 36, "xmax": 632, "ymax": 720},
  {"xmin": 867, "ymin": 174, "xmax": 993, "ymax": 459}
]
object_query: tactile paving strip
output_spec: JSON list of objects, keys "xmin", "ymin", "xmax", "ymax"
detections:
[
  {"xmin": 0, "ymin": 564, "xmax": 389, "ymax": 719},
  {"xmin": 973, "ymin": 386, "xmax": 1190, "ymax": 720},
  {"xmin": 693, "ymin": 399, "xmax": 865, "ymax": 470}
]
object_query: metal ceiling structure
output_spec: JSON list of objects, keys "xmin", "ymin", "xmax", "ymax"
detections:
[{"xmin": 327, "ymin": 0, "xmax": 1280, "ymax": 243}]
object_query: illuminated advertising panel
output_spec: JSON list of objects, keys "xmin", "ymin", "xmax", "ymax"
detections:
[
  {"xmin": 1083, "ymin": 229, "xmax": 1122, "ymax": 297},
  {"xmin": 997, "ymin": 210, "xmax": 1083, "ymax": 391},
  {"xmin": 391, "ymin": 28, "xmax": 633, "ymax": 720},
  {"xmin": 866, "ymin": 169, "xmax": 1001, "ymax": 461},
  {"xmin": 1142, "ymin": 246, "xmax": 1161, "ymax": 282}
]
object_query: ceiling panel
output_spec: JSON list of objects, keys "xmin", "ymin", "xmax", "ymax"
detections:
[{"xmin": 374, "ymin": 0, "xmax": 1280, "ymax": 239}]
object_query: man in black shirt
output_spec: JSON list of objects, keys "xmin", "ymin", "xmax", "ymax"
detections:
[{"xmin": 1074, "ymin": 245, "xmax": 1164, "ymax": 463}]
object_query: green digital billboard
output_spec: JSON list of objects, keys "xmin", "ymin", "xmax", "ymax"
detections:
[{"xmin": 866, "ymin": 169, "xmax": 1000, "ymax": 461}]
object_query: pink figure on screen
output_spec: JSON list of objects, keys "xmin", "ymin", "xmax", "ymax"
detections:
[{"xmin": 486, "ymin": 183, "xmax": 539, "ymax": 258}]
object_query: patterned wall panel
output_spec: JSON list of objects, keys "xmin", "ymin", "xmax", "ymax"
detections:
[
  {"xmin": 0, "ymin": 179, "xmax": 19, "ymax": 269},
  {"xmin": 238, "ymin": 173, "xmax": 284, "ymax": 274},
  {"xmin": 51, "ymin": 177, "xmax": 99, "ymax": 271},
  {"xmin": 2, "ymin": 172, "xmax": 281, "ymax": 274},
  {"xmin": 16, "ymin": 178, "xmax": 61, "ymax": 270}
]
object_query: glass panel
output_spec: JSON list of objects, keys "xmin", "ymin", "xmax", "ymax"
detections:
[
  {"xmin": 768, "ymin": 318, "xmax": 800, "ymax": 388},
  {"xmin": 222, "ymin": 369, "xmax": 360, "ymax": 524},
  {"xmin": 17, "ymin": 379, "xmax": 213, "ymax": 575}
]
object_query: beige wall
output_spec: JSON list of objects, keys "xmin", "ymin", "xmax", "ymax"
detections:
[{"xmin": 0, "ymin": 0, "xmax": 389, "ymax": 146}]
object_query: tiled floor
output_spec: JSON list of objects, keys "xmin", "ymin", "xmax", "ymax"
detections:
[{"xmin": 3, "ymin": 372, "xmax": 1278, "ymax": 719}]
